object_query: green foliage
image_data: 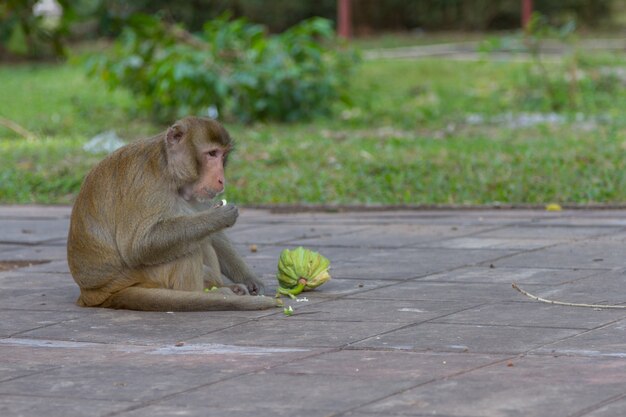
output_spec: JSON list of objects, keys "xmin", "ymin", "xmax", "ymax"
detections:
[
  {"xmin": 2, "ymin": 50, "xmax": 626, "ymax": 205},
  {"xmin": 519, "ymin": 13, "xmax": 577, "ymax": 112},
  {"xmin": 86, "ymin": 14, "xmax": 358, "ymax": 123},
  {"xmin": 480, "ymin": 13, "xmax": 623, "ymax": 113},
  {"xmin": 0, "ymin": 136, "xmax": 100, "ymax": 203}
]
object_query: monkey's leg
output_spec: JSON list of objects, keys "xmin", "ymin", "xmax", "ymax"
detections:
[
  {"xmin": 201, "ymin": 266, "xmax": 248, "ymax": 295},
  {"xmin": 101, "ymin": 287, "xmax": 277, "ymax": 311},
  {"xmin": 201, "ymin": 243, "xmax": 223, "ymax": 287},
  {"xmin": 201, "ymin": 241, "xmax": 248, "ymax": 295},
  {"xmin": 211, "ymin": 232, "xmax": 264, "ymax": 295}
]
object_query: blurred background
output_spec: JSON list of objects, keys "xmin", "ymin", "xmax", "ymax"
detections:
[{"xmin": 1, "ymin": 0, "xmax": 625, "ymax": 206}]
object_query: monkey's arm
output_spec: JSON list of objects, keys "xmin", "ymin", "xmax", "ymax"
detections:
[{"xmin": 123, "ymin": 205, "xmax": 238, "ymax": 267}]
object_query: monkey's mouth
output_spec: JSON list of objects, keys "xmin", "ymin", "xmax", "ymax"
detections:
[{"xmin": 195, "ymin": 188, "xmax": 223, "ymax": 203}]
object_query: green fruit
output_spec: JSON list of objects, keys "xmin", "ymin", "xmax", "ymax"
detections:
[{"xmin": 276, "ymin": 247, "xmax": 331, "ymax": 297}]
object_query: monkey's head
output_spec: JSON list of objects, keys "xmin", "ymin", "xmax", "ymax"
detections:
[{"xmin": 165, "ymin": 117, "xmax": 232, "ymax": 204}]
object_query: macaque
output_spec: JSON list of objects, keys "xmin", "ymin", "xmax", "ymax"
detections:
[{"xmin": 67, "ymin": 116, "xmax": 277, "ymax": 311}]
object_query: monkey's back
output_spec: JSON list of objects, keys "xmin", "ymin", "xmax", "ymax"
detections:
[{"xmin": 67, "ymin": 137, "xmax": 167, "ymax": 306}]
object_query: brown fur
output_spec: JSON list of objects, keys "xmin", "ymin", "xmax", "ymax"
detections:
[{"xmin": 67, "ymin": 116, "xmax": 277, "ymax": 311}]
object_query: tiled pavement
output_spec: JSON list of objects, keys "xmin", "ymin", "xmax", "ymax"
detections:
[{"xmin": 0, "ymin": 205, "xmax": 625, "ymax": 417}]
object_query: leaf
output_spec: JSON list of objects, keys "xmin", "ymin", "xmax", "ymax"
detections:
[{"xmin": 87, "ymin": 15, "xmax": 358, "ymax": 122}]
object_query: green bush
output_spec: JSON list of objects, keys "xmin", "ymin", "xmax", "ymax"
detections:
[
  {"xmin": 86, "ymin": 14, "xmax": 358, "ymax": 123},
  {"xmin": 479, "ymin": 13, "xmax": 623, "ymax": 113}
]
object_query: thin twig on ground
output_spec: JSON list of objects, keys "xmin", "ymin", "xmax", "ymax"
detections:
[
  {"xmin": 0, "ymin": 116, "xmax": 36, "ymax": 140},
  {"xmin": 512, "ymin": 283, "xmax": 626, "ymax": 309}
]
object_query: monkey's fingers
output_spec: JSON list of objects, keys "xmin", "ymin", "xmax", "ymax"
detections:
[
  {"xmin": 230, "ymin": 284, "xmax": 250, "ymax": 296},
  {"xmin": 248, "ymin": 281, "xmax": 265, "ymax": 296}
]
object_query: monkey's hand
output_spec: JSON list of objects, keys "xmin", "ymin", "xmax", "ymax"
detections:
[
  {"xmin": 229, "ymin": 284, "xmax": 250, "ymax": 296},
  {"xmin": 210, "ymin": 203, "xmax": 239, "ymax": 230},
  {"xmin": 245, "ymin": 277, "xmax": 265, "ymax": 296}
]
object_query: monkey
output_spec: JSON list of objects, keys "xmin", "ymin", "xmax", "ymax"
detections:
[{"xmin": 67, "ymin": 116, "xmax": 278, "ymax": 311}]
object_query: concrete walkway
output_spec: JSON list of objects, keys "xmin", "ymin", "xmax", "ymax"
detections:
[
  {"xmin": 364, "ymin": 38, "xmax": 626, "ymax": 60},
  {"xmin": 0, "ymin": 205, "xmax": 625, "ymax": 417}
]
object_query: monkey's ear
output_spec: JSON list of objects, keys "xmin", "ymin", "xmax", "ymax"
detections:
[{"xmin": 166, "ymin": 124, "xmax": 185, "ymax": 145}]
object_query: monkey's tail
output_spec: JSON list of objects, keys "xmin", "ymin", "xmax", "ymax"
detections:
[{"xmin": 101, "ymin": 287, "xmax": 279, "ymax": 311}]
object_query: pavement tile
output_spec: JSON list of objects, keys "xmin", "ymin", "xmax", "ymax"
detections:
[
  {"xmin": 280, "ymin": 298, "xmax": 481, "ymax": 323},
  {"xmin": 0, "ymin": 245, "xmax": 68, "ymax": 262},
  {"xmin": 115, "ymin": 404, "xmax": 303, "ymax": 417},
  {"xmin": 0, "ymin": 310, "xmax": 80, "ymax": 337},
  {"xmin": 0, "ymin": 286, "xmax": 82, "ymax": 312},
  {"xmin": 431, "ymin": 301, "xmax": 626, "ymax": 329},
  {"xmin": 534, "ymin": 216, "xmax": 626, "ymax": 227},
  {"xmin": 122, "ymin": 351, "xmax": 509, "ymax": 417},
  {"xmin": 0, "ymin": 342, "xmax": 138, "ymax": 395},
  {"xmin": 235, "ymin": 243, "xmax": 365, "ymax": 265},
  {"xmin": 227, "ymin": 223, "xmax": 367, "ymax": 245},
  {"xmin": 330, "ymin": 261, "xmax": 430, "ymax": 280},
  {"xmin": 288, "ymin": 224, "xmax": 492, "ymax": 248},
  {"xmin": 474, "ymin": 224, "xmax": 618, "ymax": 239},
  {"xmin": 599, "ymin": 231, "xmax": 626, "ymax": 242},
  {"xmin": 331, "ymin": 248, "xmax": 517, "ymax": 280},
  {"xmin": 0, "ymin": 219, "xmax": 70, "ymax": 244},
  {"xmin": 494, "ymin": 237, "xmax": 626, "ymax": 269},
  {"xmin": 188, "ymin": 319, "xmax": 406, "ymax": 348},
  {"xmin": 528, "ymin": 270, "xmax": 626, "ymax": 304},
  {"xmin": 577, "ymin": 210, "xmax": 626, "ymax": 218},
  {"xmin": 298, "ymin": 278, "xmax": 391, "ymax": 297},
  {"xmin": 0, "ymin": 271, "xmax": 75, "ymax": 289},
  {"xmin": 10, "ymin": 259, "xmax": 69, "ymax": 274},
  {"xmin": 137, "ymin": 372, "xmax": 414, "ymax": 417},
  {"xmin": 533, "ymin": 319, "xmax": 626, "ymax": 358},
  {"xmin": 423, "ymin": 236, "xmax": 561, "ymax": 250},
  {"xmin": 0, "ymin": 272, "xmax": 79, "ymax": 312},
  {"xmin": 0, "ymin": 361, "xmax": 255, "ymax": 402},
  {"xmin": 16, "ymin": 310, "xmax": 266, "ymax": 345},
  {"xmin": 348, "ymin": 247, "xmax": 516, "ymax": 264},
  {"xmin": 0, "ymin": 244, "xmax": 20, "ymax": 253},
  {"xmin": 0, "ymin": 207, "xmax": 625, "ymax": 417},
  {"xmin": 343, "ymin": 413, "xmax": 456, "ymax": 417},
  {"xmin": 351, "ymin": 322, "xmax": 582, "ymax": 354},
  {"xmin": 270, "ymin": 349, "xmax": 509, "ymax": 382},
  {"xmin": 0, "ymin": 337, "xmax": 324, "ymax": 369},
  {"xmin": 254, "ymin": 210, "xmax": 560, "ymax": 226},
  {"xmin": 0, "ymin": 340, "xmax": 328, "ymax": 411},
  {"xmin": 0, "ymin": 205, "xmax": 71, "ymax": 219},
  {"xmin": 419, "ymin": 265, "xmax": 601, "ymax": 285},
  {"xmin": 262, "ymin": 278, "xmax": 391, "ymax": 301},
  {"xmin": 245, "ymin": 211, "xmax": 461, "ymax": 226},
  {"xmin": 0, "ymin": 360, "xmax": 59, "ymax": 384},
  {"xmin": 417, "ymin": 236, "xmax": 559, "ymax": 250},
  {"xmin": 0, "ymin": 339, "xmax": 146, "ymax": 364},
  {"xmin": 354, "ymin": 355, "xmax": 626, "ymax": 417},
  {"xmin": 0, "ymin": 395, "xmax": 133, "ymax": 417},
  {"xmin": 348, "ymin": 280, "xmax": 544, "ymax": 302},
  {"xmin": 582, "ymin": 396, "xmax": 626, "ymax": 417}
]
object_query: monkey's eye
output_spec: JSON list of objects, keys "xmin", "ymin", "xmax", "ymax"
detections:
[{"xmin": 206, "ymin": 150, "xmax": 218, "ymax": 157}]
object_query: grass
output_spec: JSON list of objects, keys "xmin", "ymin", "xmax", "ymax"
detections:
[{"xmin": 1, "ymin": 43, "xmax": 626, "ymax": 205}]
